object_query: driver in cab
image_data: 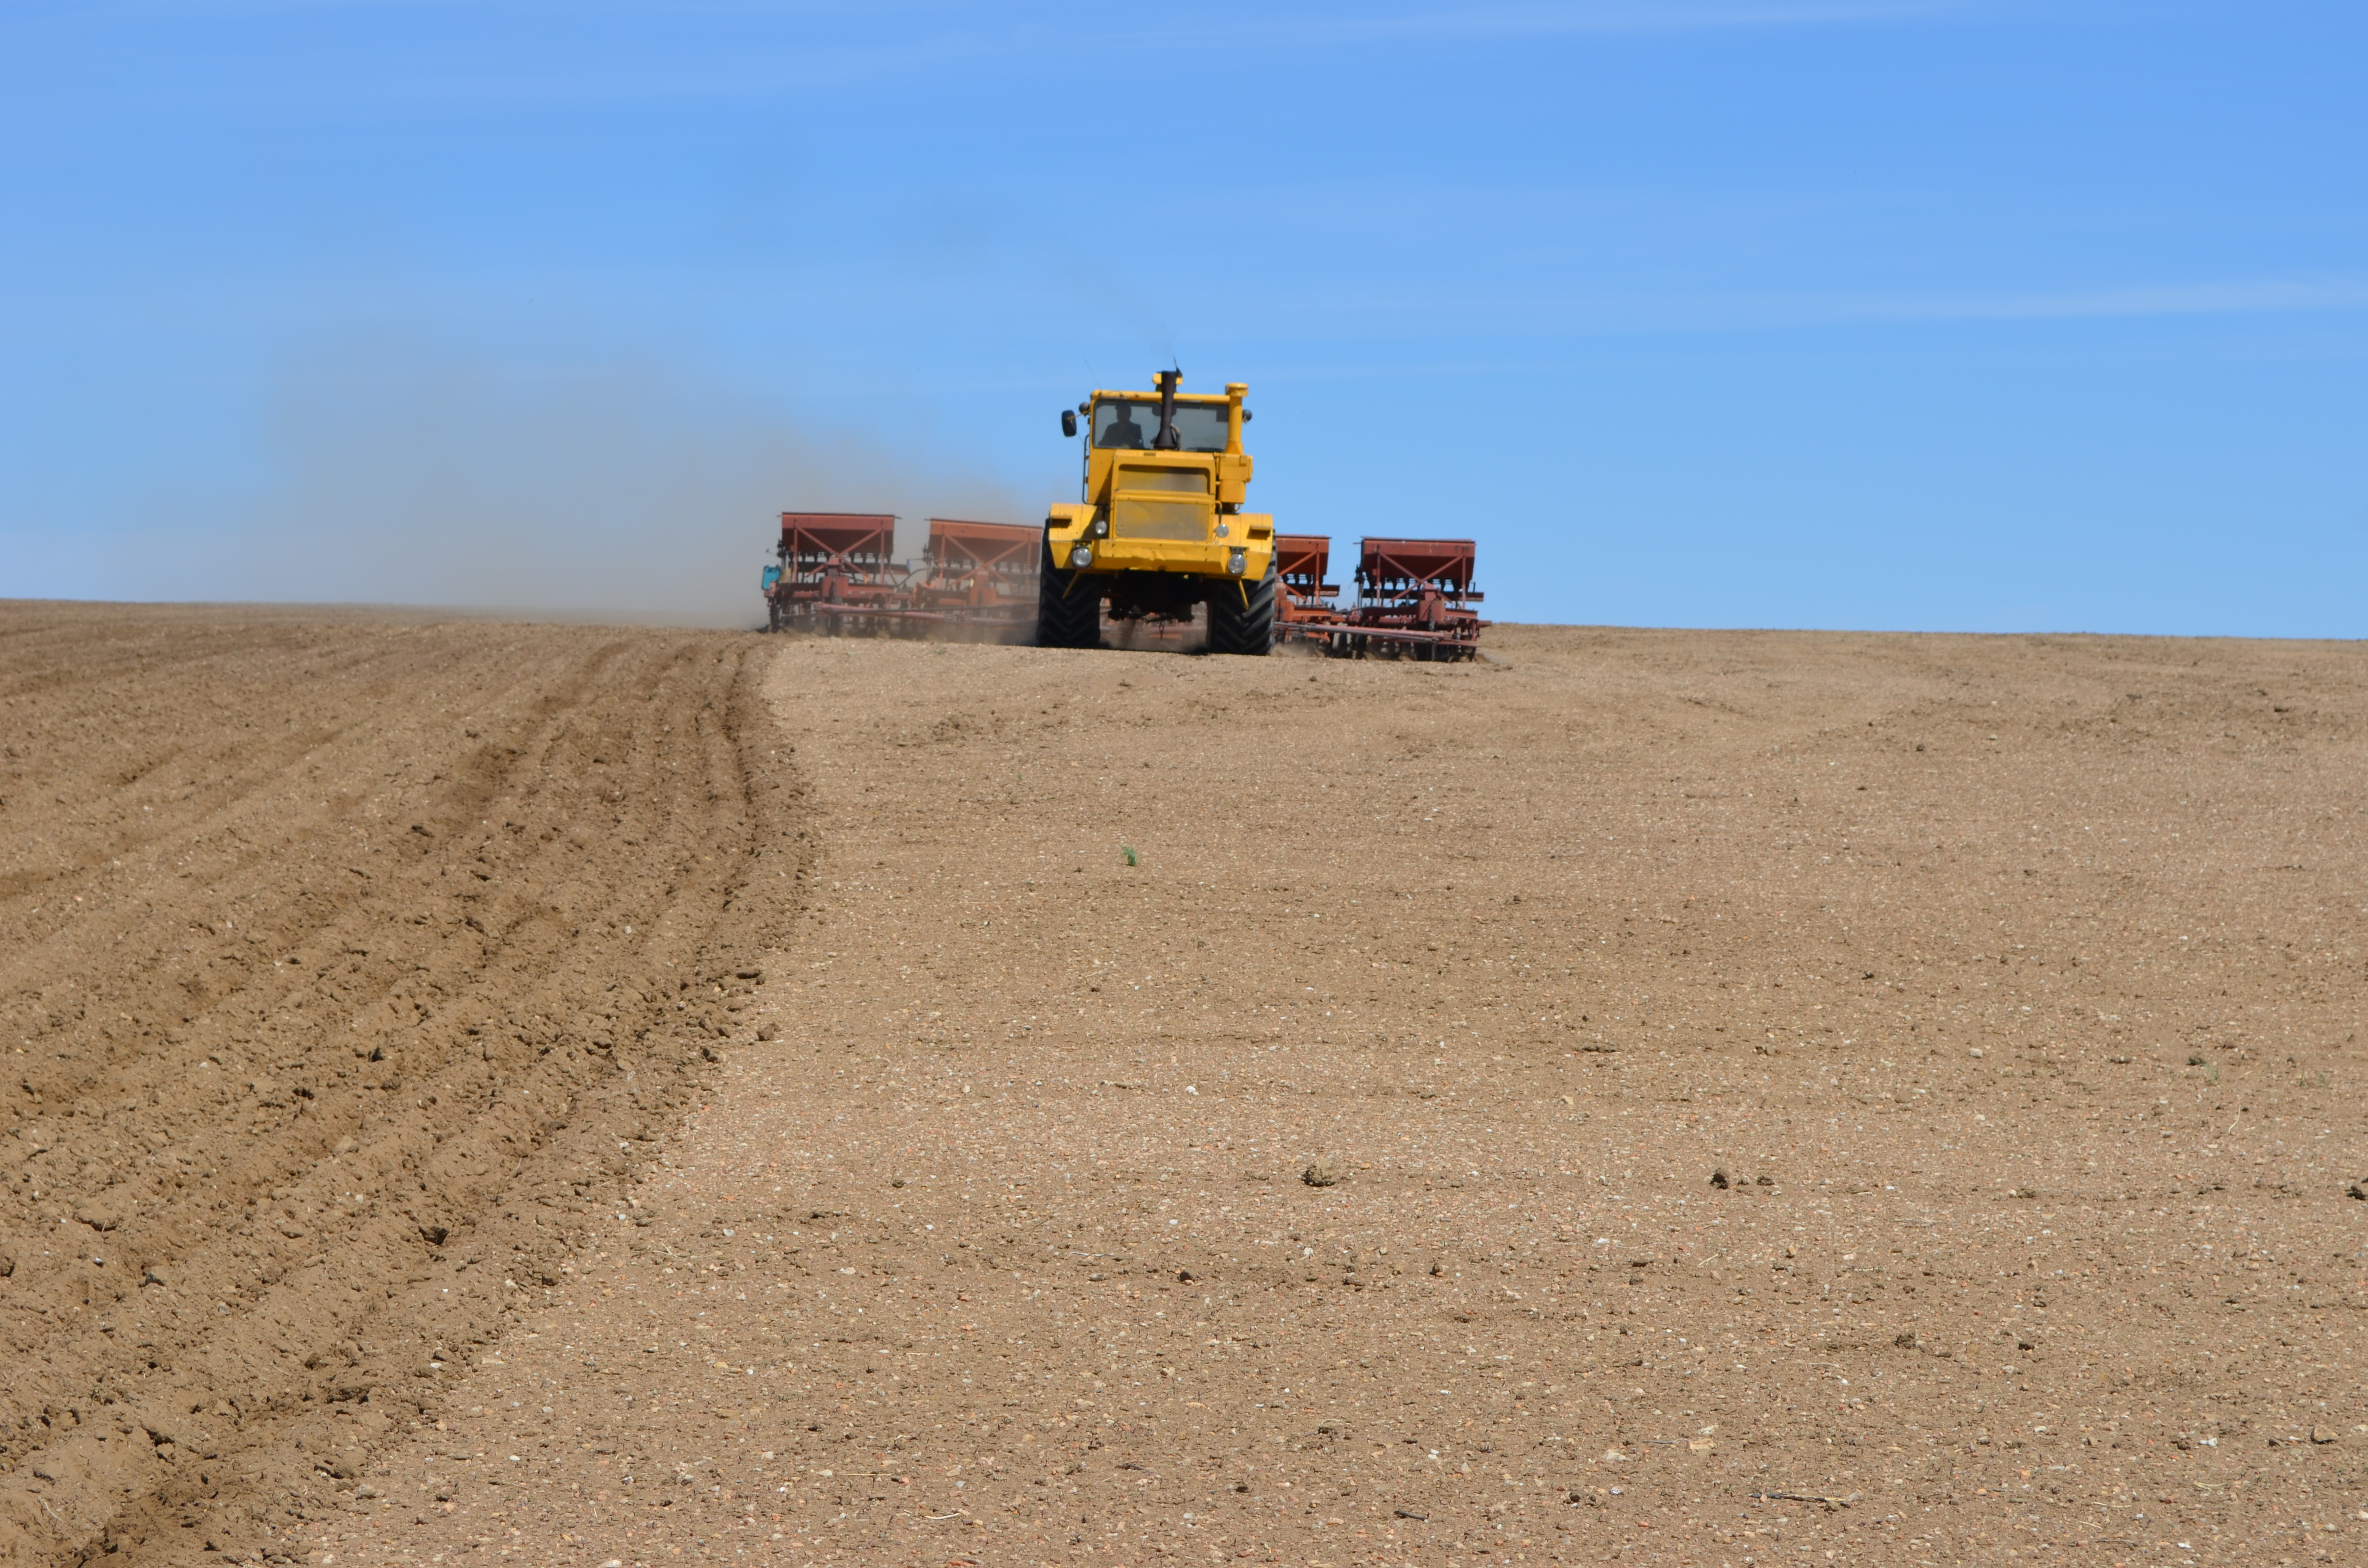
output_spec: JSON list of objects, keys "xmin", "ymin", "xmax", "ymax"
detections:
[{"xmin": 1099, "ymin": 401, "xmax": 1146, "ymax": 449}]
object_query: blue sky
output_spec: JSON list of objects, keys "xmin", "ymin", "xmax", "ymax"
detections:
[{"xmin": 2, "ymin": 0, "xmax": 2362, "ymax": 632}]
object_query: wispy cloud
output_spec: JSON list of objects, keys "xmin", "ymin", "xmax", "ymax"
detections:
[
  {"xmin": 1879, "ymin": 276, "xmax": 2368, "ymax": 323},
  {"xmin": 0, "ymin": 0, "xmax": 1970, "ymax": 116},
  {"xmin": 1176, "ymin": 273, "xmax": 2368, "ymax": 338},
  {"xmin": 1155, "ymin": 0, "xmax": 1964, "ymax": 46},
  {"xmin": 17, "ymin": 0, "xmax": 1955, "ymax": 25},
  {"xmin": 638, "ymin": 267, "xmax": 2368, "ymax": 343}
]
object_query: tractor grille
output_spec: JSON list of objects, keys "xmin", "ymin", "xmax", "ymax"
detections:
[
  {"xmin": 1116, "ymin": 465, "xmax": 1209, "ymax": 493},
  {"xmin": 1110, "ymin": 496, "xmax": 1210, "ymax": 540},
  {"xmin": 1110, "ymin": 466, "xmax": 1212, "ymax": 540}
]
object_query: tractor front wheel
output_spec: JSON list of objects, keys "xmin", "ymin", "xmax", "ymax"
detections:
[
  {"xmin": 1036, "ymin": 540, "xmax": 1103, "ymax": 649},
  {"xmin": 1205, "ymin": 556, "xmax": 1277, "ymax": 656}
]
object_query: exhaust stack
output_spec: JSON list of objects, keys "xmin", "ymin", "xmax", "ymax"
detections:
[{"xmin": 1152, "ymin": 368, "xmax": 1183, "ymax": 451}]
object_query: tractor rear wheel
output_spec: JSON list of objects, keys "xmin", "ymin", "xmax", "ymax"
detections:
[
  {"xmin": 1036, "ymin": 540, "xmax": 1103, "ymax": 649},
  {"xmin": 1205, "ymin": 556, "xmax": 1277, "ymax": 656}
]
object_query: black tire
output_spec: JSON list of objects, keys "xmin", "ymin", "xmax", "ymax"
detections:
[
  {"xmin": 1205, "ymin": 554, "xmax": 1277, "ymax": 656},
  {"xmin": 1036, "ymin": 539, "xmax": 1102, "ymax": 649}
]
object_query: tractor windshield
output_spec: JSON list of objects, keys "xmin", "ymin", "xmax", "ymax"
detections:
[{"xmin": 1093, "ymin": 400, "xmax": 1230, "ymax": 453}]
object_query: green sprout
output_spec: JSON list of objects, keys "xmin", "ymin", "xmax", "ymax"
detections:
[{"xmin": 1121, "ymin": 845, "xmax": 1139, "ymax": 867}]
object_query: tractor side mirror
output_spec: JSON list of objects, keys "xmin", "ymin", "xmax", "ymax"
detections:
[{"xmin": 1061, "ymin": 409, "xmax": 1078, "ymax": 438}]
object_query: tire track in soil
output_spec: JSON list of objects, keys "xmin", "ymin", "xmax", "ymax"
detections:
[{"xmin": 0, "ymin": 606, "xmax": 807, "ymax": 1564}]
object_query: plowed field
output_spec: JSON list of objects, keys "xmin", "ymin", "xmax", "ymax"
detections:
[
  {"xmin": 6, "ymin": 607, "xmax": 2365, "ymax": 1568},
  {"xmin": 0, "ymin": 605, "xmax": 804, "ymax": 1562}
]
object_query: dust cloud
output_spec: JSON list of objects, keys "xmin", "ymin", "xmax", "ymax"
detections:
[{"xmin": 173, "ymin": 337, "xmax": 1026, "ymax": 626}]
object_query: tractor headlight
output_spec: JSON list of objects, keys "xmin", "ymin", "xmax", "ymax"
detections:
[
  {"xmin": 1070, "ymin": 544, "xmax": 1094, "ymax": 569},
  {"xmin": 1227, "ymin": 550, "xmax": 1247, "ymax": 576}
]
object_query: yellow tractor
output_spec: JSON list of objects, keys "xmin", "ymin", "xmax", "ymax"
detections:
[{"xmin": 1039, "ymin": 372, "xmax": 1277, "ymax": 654}]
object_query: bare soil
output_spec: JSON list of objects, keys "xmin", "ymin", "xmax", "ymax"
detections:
[
  {"xmin": 0, "ymin": 604, "xmax": 802, "ymax": 1563},
  {"xmin": 6, "ymin": 608, "xmax": 2364, "ymax": 1567}
]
